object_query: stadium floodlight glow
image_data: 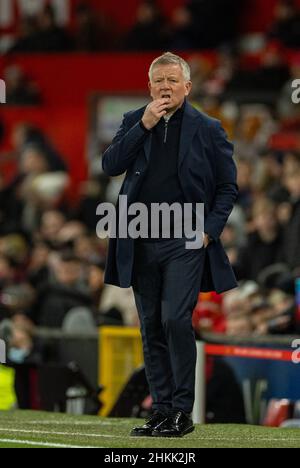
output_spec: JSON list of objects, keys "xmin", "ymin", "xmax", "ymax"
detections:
[
  {"xmin": 0, "ymin": 79, "xmax": 6, "ymax": 104},
  {"xmin": 292, "ymin": 79, "xmax": 300, "ymax": 104},
  {"xmin": 0, "ymin": 339, "xmax": 6, "ymax": 364}
]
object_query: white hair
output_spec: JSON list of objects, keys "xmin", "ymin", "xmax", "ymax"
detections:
[{"xmin": 148, "ymin": 52, "xmax": 191, "ymax": 82}]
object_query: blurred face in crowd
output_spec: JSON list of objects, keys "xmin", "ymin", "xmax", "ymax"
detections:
[
  {"xmin": 171, "ymin": 6, "xmax": 192, "ymax": 29},
  {"xmin": 137, "ymin": 2, "xmax": 157, "ymax": 23},
  {"xmin": 74, "ymin": 236, "xmax": 96, "ymax": 261},
  {"xmin": 237, "ymin": 160, "xmax": 253, "ymax": 190},
  {"xmin": 149, "ymin": 63, "xmax": 192, "ymax": 113},
  {"xmin": 0, "ymin": 256, "xmax": 14, "ymax": 284},
  {"xmin": 254, "ymin": 208, "xmax": 278, "ymax": 235},
  {"xmin": 10, "ymin": 326, "xmax": 33, "ymax": 352},
  {"xmin": 275, "ymin": 0, "xmax": 295, "ymax": 20},
  {"xmin": 21, "ymin": 147, "xmax": 49, "ymax": 175},
  {"xmin": 40, "ymin": 211, "xmax": 66, "ymax": 242},
  {"xmin": 263, "ymin": 154, "xmax": 283, "ymax": 179},
  {"xmin": 38, "ymin": 8, "xmax": 55, "ymax": 31},
  {"xmin": 11, "ymin": 124, "xmax": 28, "ymax": 150},
  {"xmin": 226, "ymin": 315, "xmax": 253, "ymax": 336},
  {"xmin": 284, "ymin": 169, "xmax": 300, "ymax": 198},
  {"xmin": 57, "ymin": 222, "xmax": 87, "ymax": 245},
  {"xmin": 284, "ymin": 152, "xmax": 300, "ymax": 173},
  {"xmin": 54, "ymin": 259, "xmax": 82, "ymax": 287},
  {"xmin": 89, "ymin": 265, "xmax": 105, "ymax": 292},
  {"xmin": 29, "ymin": 243, "xmax": 50, "ymax": 271}
]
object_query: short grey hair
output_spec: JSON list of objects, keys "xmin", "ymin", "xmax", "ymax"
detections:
[{"xmin": 148, "ymin": 52, "xmax": 191, "ymax": 82}]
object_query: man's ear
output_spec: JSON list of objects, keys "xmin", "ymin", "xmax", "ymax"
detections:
[
  {"xmin": 185, "ymin": 81, "xmax": 192, "ymax": 97},
  {"xmin": 148, "ymin": 81, "xmax": 154, "ymax": 98}
]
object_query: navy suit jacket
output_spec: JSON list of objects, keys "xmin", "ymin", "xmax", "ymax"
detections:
[{"xmin": 102, "ymin": 101, "xmax": 239, "ymax": 294}]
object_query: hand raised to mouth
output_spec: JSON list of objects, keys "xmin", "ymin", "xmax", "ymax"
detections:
[{"xmin": 142, "ymin": 98, "xmax": 170, "ymax": 130}]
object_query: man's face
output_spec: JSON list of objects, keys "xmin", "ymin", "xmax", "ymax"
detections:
[{"xmin": 149, "ymin": 64, "xmax": 192, "ymax": 112}]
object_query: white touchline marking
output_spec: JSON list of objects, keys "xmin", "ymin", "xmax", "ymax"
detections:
[
  {"xmin": 0, "ymin": 438, "xmax": 98, "ymax": 448},
  {"xmin": 15, "ymin": 420, "xmax": 129, "ymax": 426},
  {"xmin": 0, "ymin": 428, "xmax": 123, "ymax": 439},
  {"xmin": 0, "ymin": 428, "xmax": 299, "ymax": 443}
]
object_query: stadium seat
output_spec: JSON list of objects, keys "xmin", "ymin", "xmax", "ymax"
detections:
[{"xmin": 263, "ymin": 399, "xmax": 294, "ymax": 427}]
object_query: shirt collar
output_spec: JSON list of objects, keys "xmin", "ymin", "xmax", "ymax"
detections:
[{"xmin": 163, "ymin": 99, "xmax": 186, "ymax": 122}]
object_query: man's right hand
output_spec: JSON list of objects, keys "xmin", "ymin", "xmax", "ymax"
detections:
[{"xmin": 142, "ymin": 99, "xmax": 170, "ymax": 130}]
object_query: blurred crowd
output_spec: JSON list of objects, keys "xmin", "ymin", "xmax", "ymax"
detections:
[
  {"xmin": 1, "ymin": 0, "xmax": 299, "ymax": 54},
  {"xmin": 0, "ymin": 0, "xmax": 300, "ymax": 369},
  {"xmin": 0, "ymin": 123, "xmax": 140, "ymax": 366}
]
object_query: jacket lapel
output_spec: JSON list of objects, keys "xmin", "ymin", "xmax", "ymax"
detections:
[
  {"xmin": 178, "ymin": 101, "xmax": 201, "ymax": 169},
  {"xmin": 143, "ymin": 131, "xmax": 152, "ymax": 163}
]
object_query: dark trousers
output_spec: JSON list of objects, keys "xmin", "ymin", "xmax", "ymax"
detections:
[{"xmin": 132, "ymin": 238, "xmax": 206, "ymax": 414}]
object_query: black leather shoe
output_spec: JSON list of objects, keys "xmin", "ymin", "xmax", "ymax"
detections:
[
  {"xmin": 130, "ymin": 412, "xmax": 168, "ymax": 437},
  {"xmin": 152, "ymin": 410, "xmax": 195, "ymax": 438}
]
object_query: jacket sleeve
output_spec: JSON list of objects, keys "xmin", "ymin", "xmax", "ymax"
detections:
[
  {"xmin": 205, "ymin": 121, "xmax": 239, "ymax": 242},
  {"xmin": 102, "ymin": 113, "xmax": 150, "ymax": 177}
]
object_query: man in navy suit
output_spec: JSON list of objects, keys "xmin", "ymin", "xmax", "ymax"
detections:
[{"xmin": 102, "ymin": 52, "xmax": 238, "ymax": 437}]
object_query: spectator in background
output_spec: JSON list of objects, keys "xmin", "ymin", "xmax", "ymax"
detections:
[
  {"xmin": 88, "ymin": 260, "xmax": 105, "ymax": 310},
  {"xmin": 8, "ymin": 5, "xmax": 73, "ymax": 54},
  {"xmin": 256, "ymin": 150, "xmax": 288, "ymax": 203},
  {"xmin": 20, "ymin": 145, "xmax": 50, "ymax": 176},
  {"xmin": 280, "ymin": 164, "xmax": 300, "ymax": 271},
  {"xmin": 29, "ymin": 251, "xmax": 92, "ymax": 328},
  {"xmin": 74, "ymin": 234, "xmax": 106, "ymax": 264},
  {"xmin": 235, "ymin": 159, "xmax": 254, "ymax": 213},
  {"xmin": 11, "ymin": 123, "xmax": 67, "ymax": 173},
  {"xmin": 74, "ymin": 2, "xmax": 112, "ymax": 51},
  {"xmin": 8, "ymin": 16, "xmax": 39, "ymax": 54},
  {"xmin": 18, "ymin": 145, "xmax": 69, "ymax": 233},
  {"xmin": 224, "ymin": 44, "xmax": 290, "ymax": 105},
  {"xmin": 38, "ymin": 210, "xmax": 67, "ymax": 248},
  {"xmin": 123, "ymin": 0, "xmax": 167, "ymax": 51},
  {"xmin": 0, "ymin": 255, "xmax": 17, "ymax": 321},
  {"xmin": 77, "ymin": 175, "xmax": 110, "ymax": 231},
  {"xmin": 36, "ymin": 4, "xmax": 73, "ymax": 52},
  {"xmin": 2, "ymin": 155, "xmax": 68, "ymax": 235},
  {"xmin": 35, "ymin": 4, "xmax": 73, "ymax": 53},
  {"xmin": 168, "ymin": 0, "xmax": 240, "ymax": 50},
  {"xmin": 167, "ymin": 4, "xmax": 196, "ymax": 50},
  {"xmin": 236, "ymin": 198, "xmax": 283, "ymax": 281},
  {"xmin": 27, "ymin": 241, "xmax": 51, "ymax": 290},
  {"xmin": 4, "ymin": 65, "xmax": 41, "ymax": 106},
  {"xmin": 0, "ymin": 254, "xmax": 16, "ymax": 291},
  {"xmin": 269, "ymin": 0, "xmax": 300, "ymax": 48},
  {"xmin": 7, "ymin": 324, "xmax": 38, "ymax": 365}
]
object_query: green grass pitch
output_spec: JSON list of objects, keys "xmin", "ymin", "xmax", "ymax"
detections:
[{"xmin": 0, "ymin": 411, "xmax": 299, "ymax": 448}]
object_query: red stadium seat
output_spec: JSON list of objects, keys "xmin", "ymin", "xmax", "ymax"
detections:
[{"xmin": 263, "ymin": 399, "xmax": 294, "ymax": 427}]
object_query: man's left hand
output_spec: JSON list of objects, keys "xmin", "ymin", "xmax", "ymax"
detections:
[{"xmin": 203, "ymin": 233, "xmax": 211, "ymax": 249}]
